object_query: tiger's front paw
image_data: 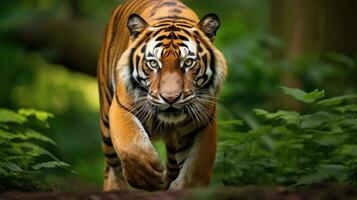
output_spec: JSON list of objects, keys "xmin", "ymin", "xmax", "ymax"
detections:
[{"xmin": 120, "ymin": 144, "xmax": 165, "ymax": 191}]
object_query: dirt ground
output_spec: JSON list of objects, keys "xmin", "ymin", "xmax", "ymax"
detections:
[{"xmin": 1, "ymin": 184, "xmax": 357, "ymax": 200}]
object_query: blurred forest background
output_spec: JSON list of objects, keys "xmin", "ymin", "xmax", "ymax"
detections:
[{"xmin": 0, "ymin": 0, "xmax": 357, "ymax": 192}]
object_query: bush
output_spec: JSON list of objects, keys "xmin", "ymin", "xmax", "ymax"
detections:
[
  {"xmin": 215, "ymin": 86, "xmax": 357, "ymax": 186},
  {"xmin": 0, "ymin": 108, "xmax": 70, "ymax": 191}
]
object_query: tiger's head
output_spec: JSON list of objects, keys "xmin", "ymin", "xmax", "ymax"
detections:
[{"xmin": 119, "ymin": 14, "xmax": 227, "ymax": 126}]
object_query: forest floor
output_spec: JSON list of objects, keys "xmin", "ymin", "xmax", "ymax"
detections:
[{"xmin": 1, "ymin": 184, "xmax": 357, "ymax": 200}]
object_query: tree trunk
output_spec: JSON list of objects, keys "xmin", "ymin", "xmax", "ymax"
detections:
[{"xmin": 271, "ymin": 0, "xmax": 357, "ymax": 58}]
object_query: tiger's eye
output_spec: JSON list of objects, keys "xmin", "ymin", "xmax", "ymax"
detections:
[
  {"xmin": 150, "ymin": 60, "xmax": 158, "ymax": 68},
  {"xmin": 185, "ymin": 59, "xmax": 194, "ymax": 66}
]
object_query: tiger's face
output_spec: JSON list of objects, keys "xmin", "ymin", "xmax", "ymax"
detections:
[{"xmin": 125, "ymin": 14, "xmax": 225, "ymax": 125}]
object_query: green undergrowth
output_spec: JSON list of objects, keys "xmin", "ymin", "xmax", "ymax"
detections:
[
  {"xmin": 0, "ymin": 108, "xmax": 71, "ymax": 191},
  {"xmin": 215, "ymin": 86, "xmax": 357, "ymax": 187}
]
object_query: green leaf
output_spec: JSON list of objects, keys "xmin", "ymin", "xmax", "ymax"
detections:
[
  {"xmin": 254, "ymin": 109, "xmax": 269, "ymax": 116},
  {"xmin": 0, "ymin": 109, "xmax": 26, "ymax": 124},
  {"xmin": 0, "ymin": 128, "xmax": 56, "ymax": 145},
  {"xmin": 279, "ymin": 86, "xmax": 307, "ymax": 102},
  {"xmin": 313, "ymin": 134, "xmax": 344, "ymax": 147},
  {"xmin": 301, "ymin": 112, "xmax": 337, "ymax": 129},
  {"xmin": 25, "ymin": 129, "xmax": 56, "ymax": 145},
  {"xmin": 338, "ymin": 119, "xmax": 357, "ymax": 130},
  {"xmin": 18, "ymin": 109, "xmax": 53, "ymax": 122},
  {"xmin": 32, "ymin": 161, "xmax": 70, "ymax": 170},
  {"xmin": 254, "ymin": 109, "xmax": 301, "ymax": 126},
  {"xmin": 6, "ymin": 162, "xmax": 23, "ymax": 172},
  {"xmin": 279, "ymin": 86, "xmax": 324, "ymax": 104},
  {"xmin": 318, "ymin": 94, "xmax": 357, "ymax": 107},
  {"xmin": 304, "ymin": 89, "xmax": 325, "ymax": 104},
  {"xmin": 333, "ymin": 104, "xmax": 357, "ymax": 113},
  {"xmin": 0, "ymin": 129, "xmax": 17, "ymax": 139},
  {"xmin": 341, "ymin": 145, "xmax": 357, "ymax": 157},
  {"xmin": 18, "ymin": 142, "xmax": 60, "ymax": 161}
]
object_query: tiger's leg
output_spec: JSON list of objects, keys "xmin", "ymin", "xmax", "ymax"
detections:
[
  {"xmin": 102, "ymin": 141, "xmax": 127, "ymax": 191},
  {"xmin": 103, "ymin": 163, "xmax": 127, "ymax": 191},
  {"xmin": 109, "ymin": 95, "xmax": 165, "ymax": 191},
  {"xmin": 100, "ymin": 115, "xmax": 127, "ymax": 191},
  {"xmin": 164, "ymin": 144, "xmax": 180, "ymax": 188},
  {"xmin": 169, "ymin": 120, "xmax": 217, "ymax": 188}
]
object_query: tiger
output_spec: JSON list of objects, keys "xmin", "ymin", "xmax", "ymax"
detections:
[{"xmin": 97, "ymin": 0, "xmax": 227, "ymax": 191}]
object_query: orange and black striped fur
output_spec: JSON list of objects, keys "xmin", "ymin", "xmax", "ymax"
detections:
[{"xmin": 98, "ymin": 0, "xmax": 227, "ymax": 191}]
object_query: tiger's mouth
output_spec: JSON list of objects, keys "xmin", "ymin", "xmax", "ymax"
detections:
[
  {"xmin": 161, "ymin": 107, "xmax": 183, "ymax": 115},
  {"xmin": 156, "ymin": 106, "xmax": 188, "ymax": 124}
]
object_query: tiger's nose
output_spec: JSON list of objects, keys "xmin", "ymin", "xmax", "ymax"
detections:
[{"xmin": 160, "ymin": 92, "xmax": 182, "ymax": 104}]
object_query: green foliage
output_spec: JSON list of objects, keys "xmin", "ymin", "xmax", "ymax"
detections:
[
  {"xmin": 0, "ymin": 108, "xmax": 70, "ymax": 191},
  {"xmin": 279, "ymin": 86, "xmax": 325, "ymax": 104},
  {"xmin": 215, "ymin": 86, "xmax": 357, "ymax": 187}
]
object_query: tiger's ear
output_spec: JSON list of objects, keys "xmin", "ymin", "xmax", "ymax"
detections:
[
  {"xmin": 198, "ymin": 13, "xmax": 220, "ymax": 42},
  {"xmin": 127, "ymin": 14, "xmax": 148, "ymax": 38}
]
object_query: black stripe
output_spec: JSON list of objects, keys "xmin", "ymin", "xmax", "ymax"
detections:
[
  {"xmin": 152, "ymin": 29, "xmax": 164, "ymax": 38},
  {"xmin": 168, "ymin": 32, "xmax": 178, "ymax": 40},
  {"xmin": 105, "ymin": 152, "xmax": 118, "ymax": 158},
  {"xmin": 175, "ymin": 141, "xmax": 194, "ymax": 153},
  {"xmin": 177, "ymin": 43, "xmax": 188, "ymax": 48},
  {"xmin": 166, "ymin": 171, "xmax": 179, "ymax": 178},
  {"xmin": 167, "ymin": 156, "xmax": 177, "ymax": 164},
  {"xmin": 101, "ymin": 109, "xmax": 109, "ymax": 121},
  {"xmin": 156, "ymin": 35, "xmax": 167, "ymax": 41},
  {"xmin": 102, "ymin": 135, "xmax": 113, "ymax": 146},
  {"xmin": 178, "ymin": 158, "xmax": 186, "ymax": 167},
  {"xmin": 170, "ymin": 8, "xmax": 182, "ymax": 14},
  {"xmin": 166, "ymin": 163, "xmax": 179, "ymax": 171},
  {"xmin": 147, "ymin": 52, "xmax": 154, "ymax": 57},
  {"xmin": 158, "ymin": 1, "xmax": 177, "ymax": 7},
  {"xmin": 177, "ymin": 24, "xmax": 193, "ymax": 29},
  {"xmin": 102, "ymin": 82, "xmax": 113, "ymax": 103},
  {"xmin": 108, "ymin": 161, "xmax": 121, "ymax": 168},
  {"xmin": 115, "ymin": 92, "xmax": 134, "ymax": 115},
  {"xmin": 165, "ymin": 25, "xmax": 181, "ymax": 32},
  {"xmin": 153, "ymin": 23, "xmax": 171, "ymax": 28},
  {"xmin": 181, "ymin": 29, "xmax": 192, "ymax": 36},
  {"xmin": 102, "ymin": 117, "xmax": 109, "ymax": 128},
  {"xmin": 197, "ymin": 44, "xmax": 203, "ymax": 52},
  {"xmin": 129, "ymin": 48, "xmax": 140, "ymax": 90},
  {"xmin": 154, "ymin": 16, "xmax": 196, "ymax": 23},
  {"xmin": 178, "ymin": 35, "xmax": 189, "ymax": 41},
  {"xmin": 202, "ymin": 54, "xmax": 208, "ymax": 67},
  {"xmin": 166, "ymin": 146, "xmax": 176, "ymax": 154},
  {"xmin": 154, "ymin": 19, "xmax": 194, "ymax": 25},
  {"xmin": 155, "ymin": 42, "xmax": 163, "ymax": 48},
  {"xmin": 135, "ymin": 55, "xmax": 140, "ymax": 68},
  {"xmin": 195, "ymin": 31, "xmax": 216, "ymax": 89},
  {"xmin": 201, "ymin": 48, "xmax": 216, "ymax": 89},
  {"xmin": 141, "ymin": 44, "xmax": 146, "ymax": 53},
  {"xmin": 154, "ymin": 19, "xmax": 175, "ymax": 24}
]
